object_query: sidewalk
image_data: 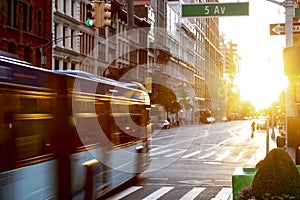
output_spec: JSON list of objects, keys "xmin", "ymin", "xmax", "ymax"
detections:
[
  {"xmin": 230, "ymin": 128, "xmax": 281, "ymax": 200},
  {"xmin": 248, "ymin": 128, "xmax": 279, "ymax": 166}
]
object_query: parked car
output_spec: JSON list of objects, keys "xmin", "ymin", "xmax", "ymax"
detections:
[
  {"xmin": 222, "ymin": 116, "xmax": 228, "ymax": 122},
  {"xmin": 256, "ymin": 116, "xmax": 267, "ymax": 129},
  {"xmin": 158, "ymin": 120, "xmax": 170, "ymax": 129},
  {"xmin": 205, "ymin": 117, "xmax": 216, "ymax": 124}
]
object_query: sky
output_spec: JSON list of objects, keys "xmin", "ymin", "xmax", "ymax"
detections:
[{"xmin": 218, "ymin": 0, "xmax": 288, "ymax": 109}]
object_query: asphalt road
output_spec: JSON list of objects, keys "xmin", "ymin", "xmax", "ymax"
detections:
[{"xmin": 106, "ymin": 120, "xmax": 277, "ymax": 200}]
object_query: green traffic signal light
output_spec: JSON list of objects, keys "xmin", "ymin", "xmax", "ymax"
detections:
[
  {"xmin": 86, "ymin": 3, "xmax": 97, "ymax": 27},
  {"xmin": 86, "ymin": 19, "xmax": 94, "ymax": 26}
]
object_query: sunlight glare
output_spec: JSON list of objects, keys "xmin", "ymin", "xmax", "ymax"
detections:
[
  {"xmin": 219, "ymin": 0, "xmax": 287, "ymax": 110},
  {"xmin": 235, "ymin": 61, "xmax": 288, "ymax": 110}
]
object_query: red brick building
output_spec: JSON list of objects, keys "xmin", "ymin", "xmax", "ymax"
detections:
[{"xmin": 0, "ymin": 0, "xmax": 52, "ymax": 69}]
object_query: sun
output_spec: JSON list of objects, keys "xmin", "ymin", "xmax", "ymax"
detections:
[{"xmin": 235, "ymin": 58, "xmax": 288, "ymax": 110}]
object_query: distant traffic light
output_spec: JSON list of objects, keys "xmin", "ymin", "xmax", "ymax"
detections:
[
  {"xmin": 86, "ymin": 3, "xmax": 97, "ymax": 26},
  {"xmin": 98, "ymin": 2, "xmax": 112, "ymax": 27}
]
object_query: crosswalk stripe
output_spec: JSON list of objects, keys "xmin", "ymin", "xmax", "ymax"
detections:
[
  {"xmin": 142, "ymin": 187, "xmax": 174, "ymax": 200},
  {"xmin": 150, "ymin": 149, "xmax": 173, "ymax": 156},
  {"xmin": 107, "ymin": 185, "xmax": 232, "ymax": 200},
  {"xmin": 246, "ymin": 155, "xmax": 256, "ymax": 166},
  {"xmin": 198, "ymin": 150, "xmax": 217, "ymax": 159},
  {"xmin": 233, "ymin": 152, "xmax": 244, "ymax": 162},
  {"xmin": 179, "ymin": 187, "xmax": 205, "ymax": 200},
  {"xmin": 164, "ymin": 149, "xmax": 186, "ymax": 157},
  {"xmin": 106, "ymin": 186, "xmax": 142, "ymax": 200},
  {"xmin": 182, "ymin": 150, "xmax": 201, "ymax": 158},
  {"xmin": 211, "ymin": 187, "xmax": 232, "ymax": 200},
  {"xmin": 150, "ymin": 147, "xmax": 159, "ymax": 152},
  {"xmin": 236, "ymin": 134, "xmax": 248, "ymax": 143},
  {"xmin": 215, "ymin": 150, "xmax": 230, "ymax": 161}
]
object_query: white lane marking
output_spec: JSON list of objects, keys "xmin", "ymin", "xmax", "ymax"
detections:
[
  {"xmin": 142, "ymin": 187, "xmax": 174, "ymax": 200},
  {"xmin": 179, "ymin": 187, "xmax": 205, "ymax": 200}
]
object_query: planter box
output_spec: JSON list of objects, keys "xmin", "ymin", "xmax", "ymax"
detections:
[{"xmin": 232, "ymin": 166, "xmax": 300, "ymax": 200}]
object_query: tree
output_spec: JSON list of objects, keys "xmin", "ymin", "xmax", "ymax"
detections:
[{"xmin": 149, "ymin": 83, "xmax": 181, "ymax": 117}]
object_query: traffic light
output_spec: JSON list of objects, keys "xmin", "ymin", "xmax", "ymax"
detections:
[
  {"xmin": 97, "ymin": 2, "xmax": 112, "ymax": 27},
  {"xmin": 283, "ymin": 45, "xmax": 300, "ymax": 76},
  {"xmin": 86, "ymin": 3, "xmax": 97, "ymax": 26}
]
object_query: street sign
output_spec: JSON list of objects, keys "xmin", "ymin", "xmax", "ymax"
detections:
[
  {"xmin": 269, "ymin": 23, "xmax": 300, "ymax": 35},
  {"xmin": 182, "ymin": 2, "xmax": 249, "ymax": 18}
]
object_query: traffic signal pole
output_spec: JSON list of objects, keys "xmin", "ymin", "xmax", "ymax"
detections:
[
  {"xmin": 267, "ymin": 0, "xmax": 296, "ymax": 161},
  {"xmin": 285, "ymin": 0, "xmax": 297, "ymax": 161},
  {"xmin": 284, "ymin": 0, "xmax": 294, "ymax": 47}
]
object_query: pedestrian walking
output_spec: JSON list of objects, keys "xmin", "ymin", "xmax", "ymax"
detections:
[{"xmin": 251, "ymin": 120, "xmax": 256, "ymax": 138}]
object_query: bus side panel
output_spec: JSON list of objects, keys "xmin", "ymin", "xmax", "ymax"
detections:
[
  {"xmin": 71, "ymin": 147, "xmax": 109, "ymax": 200},
  {"xmin": 108, "ymin": 145, "xmax": 139, "ymax": 189},
  {"xmin": 0, "ymin": 160, "xmax": 57, "ymax": 200}
]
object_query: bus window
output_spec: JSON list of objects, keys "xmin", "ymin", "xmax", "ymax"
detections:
[{"xmin": 14, "ymin": 93, "xmax": 54, "ymax": 159}]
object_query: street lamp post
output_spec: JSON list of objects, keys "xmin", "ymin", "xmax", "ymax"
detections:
[{"xmin": 40, "ymin": 33, "xmax": 83, "ymax": 68}]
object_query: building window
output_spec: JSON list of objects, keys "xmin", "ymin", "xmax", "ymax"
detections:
[
  {"xmin": 7, "ymin": 0, "xmax": 18, "ymax": 27},
  {"xmin": 99, "ymin": 28, "xmax": 105, "ymax": 37},
  {"xmin": 71, "ymin": 63, "xmax": 75, "ymax": 70},
  {"xmin": 85, "ymin": 34, "xmax": 88, "ymax": 54},
  {"xmin": 8, "ymin": 42, "xmax": 17, "ymax": 54},
  {"xmin": 63, "ymin": 0, "xmax": 66, "ymax": 13},
  {"xmin": 108, "ymin": 48, "xmax": 115, "ymax": 66},
  {"xmin": 24, "ymin": 46, "xmax": 32, "ymax": 63},
  {"xmin": 29, "ymin": 6, "xmax": 33, "ymax": 33},
  {"xmin": 71, "ymin": 0, "xmax": 75, "ymax": 17},
  {"xmin": 23, "ymin": 3, "xmax": 28, "ymax": 31},
  {"xmin": 63, "ymin": 26, "xmax": 66, "ymax": 47},
  {"xmin": 7, "ymin": 0, "xmax": 11, "ymax": 26},
  {"xmin": 80, "ymin": 2, "xmax": 86, "ymax": 22},
  {"xmin": 90, "ymin": 35, "xmax": 94, "ymax": 56},
  {"xmin": 55, "ymin": 0, "xmax": 58, "ymax": 10},
  {"xmin": 63, "ymin": 61, "xmax": 68, "ymax": 70},
  {"xmin": 38, "ymin": 10, "xmax": 42, "ymax": 36},
  {"xmin": 80, "ymin": 32, "xmax": 84, "ymax": 53},
  {"xmin": 55, "ymin": 59, "xmax": 59, "ymax": 70},
  {"xmin": 54, "ymin": 23, "xmax": 58, "ymax": 45},
  {"xmin": 98, "ymin": 43, "xmax": 105, "ymax": 61},
  {"xmin": 71, "ymin": 29, "xmax": 74, "ymax": 48},
  {"xmin": 36, "ymin": 48, "xmax": 41, "ymax": 66}
]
